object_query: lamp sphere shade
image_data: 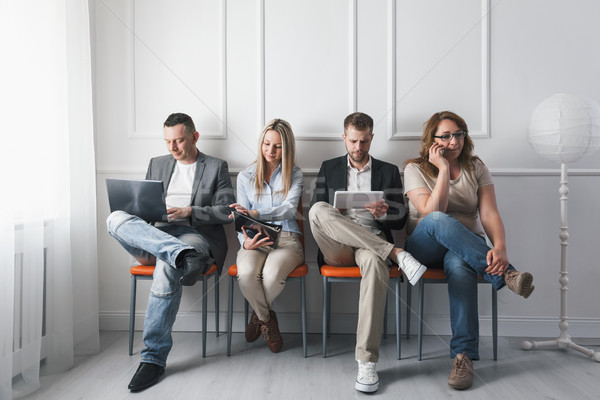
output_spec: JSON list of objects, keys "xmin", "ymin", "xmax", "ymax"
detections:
[{"xmin": 528, "ymin": 93, "xmax": 600, "ymax": 163}]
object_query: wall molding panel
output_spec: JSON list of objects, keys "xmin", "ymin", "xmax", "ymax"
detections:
[
  {"xmin": 128, "ymin": 0, "xmax": 228, "ymax": 140},
  {"xmin": 388, "ymin": 0, "xmax": 491, "ymax": 140},
  {"xmin": 261, "ymin": 0, "xmax": 357, "ymax": 140}
]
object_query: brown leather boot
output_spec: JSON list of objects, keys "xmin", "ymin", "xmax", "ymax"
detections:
[
  {"xmin": 504, "ymin": 270, "xmax": 535, "ymax": 298},
  {"xmin": 245, "ymin": 311, "xmax": 262, "ymax": 343},
  {"xmin": 448, "ymin": 352, "xmax": 473, "ymax": 390},
  {"xmin": 260, "ymin": 310, "xmax": 283, "ymax": 353}
]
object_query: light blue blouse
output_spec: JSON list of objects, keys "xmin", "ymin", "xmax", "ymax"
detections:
[{"xmin": 236, "ymin": 163, "xmax": 303, "ymax": 245}]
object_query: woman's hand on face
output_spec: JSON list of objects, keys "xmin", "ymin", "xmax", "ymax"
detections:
[
  {"xmin": 241, "ymin": 226, "xmax": 274, "ymax": 250},
  {"xmin": 428, "ymin": 143, "xmax": 449, "ymax": 169},
  {"xmin": 485, "ymin": 247, "xmax": 509, "ymax": 276}
]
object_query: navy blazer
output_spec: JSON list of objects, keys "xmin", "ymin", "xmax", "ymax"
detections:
[
  {"xmin": 310, "ymin": 155, "xmax": 407, "ymax": 240},
  {"xmin": 145, "ymin": 150, "xmax": 235, "ymax": 273}
]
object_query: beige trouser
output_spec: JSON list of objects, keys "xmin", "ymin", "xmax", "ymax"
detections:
[
  {"xmin": 236, "ymin": 232, "xmax": 304, "ymax": 322},
  {"xmin": 309, "ymin": 201, "xmax": 394, "ymax": 362}
]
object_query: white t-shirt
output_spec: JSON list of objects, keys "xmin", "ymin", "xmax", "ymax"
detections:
[
  {"xmin": 166, "ymin": 161, "xmax": 196, "ymax": 223},
  {"xmin": 403, "ymin": 159, "xmax": 494, "ymax": 237}
]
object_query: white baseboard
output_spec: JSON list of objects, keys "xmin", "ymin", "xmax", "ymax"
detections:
[{"xmin": 99, "ymin": 311, "xmax": 600, "ymax": 339}]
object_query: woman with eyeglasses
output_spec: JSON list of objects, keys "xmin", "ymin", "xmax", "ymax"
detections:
[
  {"xmin": 229, "ymin": 118, "xmax": 304, "ymax": 353},
  {"xmin": 403, "ymin": 111, "xmax": 535, "ymax": 390}
]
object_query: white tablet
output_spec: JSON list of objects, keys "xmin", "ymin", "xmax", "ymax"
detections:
[{"xmin": 333, "ymin": 191, "xmax": 384, "ymax": 209}]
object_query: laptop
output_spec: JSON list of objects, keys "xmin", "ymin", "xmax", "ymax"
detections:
[
  {"xmin": 106, "ymin": 178, "xmax": 167, "ymax": 223},
  {"xmin": 232, "ymin": 210, "xmax": 282, "ymax": 248},
  {"xmin": 333, "ymin": 191, "xmax": 384, "ymax": 209}
]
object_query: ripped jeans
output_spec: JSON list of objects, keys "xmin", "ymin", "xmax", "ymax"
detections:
[{"xmin": 107, "ymin": 210, "xmax": 211, "ymax": 366}]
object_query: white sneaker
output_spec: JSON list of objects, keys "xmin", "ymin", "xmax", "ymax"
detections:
[
  {"xmin": 355, "ymin": 360, "xmax": 379, "ymax": 393},
  {"xmin": 397, "ymin": 251, "xmax": 427, "ymax": 286}
]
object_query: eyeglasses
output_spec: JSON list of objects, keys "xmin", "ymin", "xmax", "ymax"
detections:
[{"xmin": 433, "ymin": 130, "xmax": 467, "ymax": 141}]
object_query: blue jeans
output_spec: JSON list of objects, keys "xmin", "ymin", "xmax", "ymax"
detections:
[
  {"xmin": 107, "ymin": 210, "xmax": 212, "ymax": 367},
  {"xmin": 405, "ymin": 212, "xmax": 515, "ymax": 360}
]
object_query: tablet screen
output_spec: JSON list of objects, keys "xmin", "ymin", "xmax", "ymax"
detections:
[{"xmin": 333, "ymin": 191, "xmax": 384, "ymax": 209}]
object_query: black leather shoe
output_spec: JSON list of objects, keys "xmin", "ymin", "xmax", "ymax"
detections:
[
  {"xmin": 177, "ymin": 251, "xmax": 214, "ymax": 286},
  {"xmin": 128, "ymin": 362, "xmax": 165, "ymax": 392}
]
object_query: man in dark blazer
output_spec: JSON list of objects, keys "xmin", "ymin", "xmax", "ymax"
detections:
[
  {"xmin": 309, "ymin": 112, "xmax": 426, "ymax": 393},
  {"xmin": 106, "ymin": 113, "xmax": 234, "ymax": 392}
]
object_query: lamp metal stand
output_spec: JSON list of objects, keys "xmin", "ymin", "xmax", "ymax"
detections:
[{"xmin": 522, "ymin": 163, "xmax": 600, "ymax": 361}]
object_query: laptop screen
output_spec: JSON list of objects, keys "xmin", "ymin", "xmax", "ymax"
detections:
[{"xmin": 106, "ymin": 178, "xmax": 167, "ymax": 223}]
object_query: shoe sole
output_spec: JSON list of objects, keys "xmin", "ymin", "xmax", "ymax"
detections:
[
  {"xmin": 407, "ymin": 264, "xmax": 427, "ymax": 286},
  {"xmin": 448, "ymin": 381, "xmax": 472, "ymax": 390},
  {"xmin": 179, "ymin": 266, "xmax": 210, "ymax": 286},
  {"xmin": 180, "ymin": 273, "xmax": 203, "ymax": 286},
  {"xmin": 516, "ymin": 272, "xmax": 534, "ymax": 298},
  {"xmin": 355, "ymin": 380, "xmax": 379, "ymax": 393},
  {"xmin": 522, "ymin": 284, "xmax": 534, "ymax": 299}
]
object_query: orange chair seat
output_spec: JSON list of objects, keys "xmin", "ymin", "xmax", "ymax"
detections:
[
  {"xmin": 421, "ymin": 268, "xmax": 446, "ymax": 280},
  {"xmin": 421, "ymin": 268, "xmax": 486, "ymax": 280},
  {"xmin": 320, "ymin": 264, "xmax": 402, "ymax": 278},
  {"xmin": 130, "ymin": 265, "xmax": 155, "ymax": 276},
  {"xmin": 228, "ymin": 263, "xmax": 308, "ymax": 277},
  {"xmin": 130, "ymin": 263, "xmax": 217, "ymax": 276},
  {"xmin": 288, "ymin": 264, "xmax": 309, "ymax": 277}
]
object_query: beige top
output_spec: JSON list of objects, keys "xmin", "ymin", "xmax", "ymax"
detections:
[{"xmin": 403, "ymin": 159, "xmax": 494, "ymax": 236}]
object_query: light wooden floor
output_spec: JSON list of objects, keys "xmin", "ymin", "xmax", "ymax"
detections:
[{"xmin": 27, "ymin": 331, "xmax": 600, "ymax": 399}]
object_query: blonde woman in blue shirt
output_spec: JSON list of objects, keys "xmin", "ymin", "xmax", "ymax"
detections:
[{"xmin": 229, "ymin": 119, "xmax": 304, "ymax": 353}]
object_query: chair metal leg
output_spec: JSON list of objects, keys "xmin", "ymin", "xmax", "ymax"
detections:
[
  {"xmin": 244, "ymin": 299, "xmax": 249, "ymax": 325},
  {"xmin": 492, "ymin": 287, "xmax": 498, "ymax": 361},
  {"xmin": 417, "ymin": 280, "xmax": 425, "ymax": 361},
  {"xmin": 227, "ymin": 275, "xmax": 234, "ymax": 356},
  {"xmin": 215, "ymin": 273, "xmax": 220, "ymax": 337},
  {"xmin": 406, "ymin": 283, "xmax": 412, "ymax": 339},
  {"xmin": 129, "ymin": 275, "xmax": 137, "ymax": 356},
  {"xmin": 395, "ymin": 277, "xmax": 401, "ymax": 360},
  {"xmin": 327, "ymin": 281, "xmax": 332, "ymax": 338},
  {"xmin": 301, "ymin": 276, "xmax": 307, "ymax": 358},
  {"xmin": 383, "ymin": 293, "xmax": 389, "ymax": 339},
  {"xmin": 202, "ymin": 275, "xmax": 208, "ymax": 358},
  {"xmin": 322, "ymin": 276, "xmax": 328, "ymax": 358}
]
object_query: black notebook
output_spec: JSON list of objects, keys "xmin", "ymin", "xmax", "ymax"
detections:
[{"xmin": 232, "ymin": 210, "xmax": 282, "ymax": 248}]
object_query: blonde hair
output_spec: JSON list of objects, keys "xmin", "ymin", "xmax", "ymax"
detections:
[
  {"xmin": 253, "ymin": 119, "xmax": 296, "ymax": 199},
  {"xmin": 404, "ymin": 111, "xmax": 479, "ymax": 177}
]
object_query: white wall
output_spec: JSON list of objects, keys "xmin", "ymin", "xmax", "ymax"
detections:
[{"xmin": 92, "ymin": 0, "xmax": 600, "ymax": 338}]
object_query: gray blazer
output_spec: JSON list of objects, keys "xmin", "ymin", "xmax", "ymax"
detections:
[{"xmin": 145, "ymin": 150, "xmax": 234, "ymax": 273}]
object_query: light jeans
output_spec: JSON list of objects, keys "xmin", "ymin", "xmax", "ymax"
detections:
[
  {"xmin": 106, "ymin": 210, "xmax": 212, "ymax": 367},
  {"xmin": 309, "ymin": 201, "xmax": 394, "ymax": 363},
  {"xmin": 405, "ymin": 211, "xmax": 515, "ymax": 360},
  {"xmin": 236, "ymin": 232, "xmax": 304, "ymax": 322}
]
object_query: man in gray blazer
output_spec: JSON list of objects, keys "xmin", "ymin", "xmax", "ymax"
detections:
[
  {"xmin": 309, "ymin": 112, "xmax": 426, "ymax": 393},
  {"xmin": 106, "ymin": 113, "xmax": 234, "ymax": 392}
]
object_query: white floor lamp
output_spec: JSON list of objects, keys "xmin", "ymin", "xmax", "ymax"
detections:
[{"xmin": 523, "ymin": 93, "xmax": 600, "ymax": 361}]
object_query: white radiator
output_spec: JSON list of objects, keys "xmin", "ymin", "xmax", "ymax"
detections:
[{"xmin": 12, "ymin": 223, "xmax": 48, "ymax": 378}]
